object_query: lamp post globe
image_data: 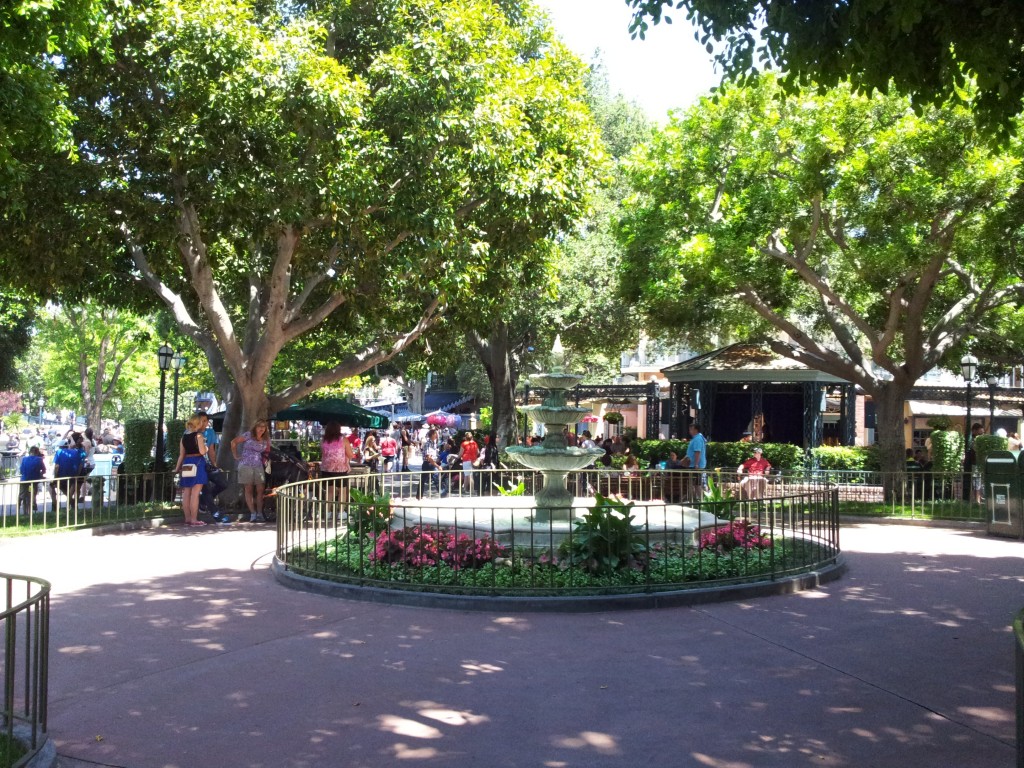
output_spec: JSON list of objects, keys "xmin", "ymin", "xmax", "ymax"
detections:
[{"xmin": 157, "ymin": 344, "xmax": 174, "ymax": 371}]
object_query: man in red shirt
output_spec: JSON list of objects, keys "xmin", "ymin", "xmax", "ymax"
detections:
[
  {"xmin": 460, "ymin": 431, "xmax": 480, "ymax": 494},
  {"xmin": 738, "ymin": 446, "xmax": 772, "ymax": 499}
]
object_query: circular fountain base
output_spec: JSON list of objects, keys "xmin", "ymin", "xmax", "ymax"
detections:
[{"xmin": 390, "ymin": 496, "xmax": 729, "ymax": 552}]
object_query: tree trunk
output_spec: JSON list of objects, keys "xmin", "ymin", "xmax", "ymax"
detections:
[
  {"xmin": 467, "ymin": 325, "xmax": 520, "ymax": 450},
  {"xmin": 490, "ymin": 351, "xmax": 518, "ymax": 451},
  {"xmin": 873, "ymin": 382, "xmax": 911, "ymax": 502},
  {"xmin": 405, "ymin": 380, "xmax": 426, "ymax": 416},
  {"xmin": 217, "ymin": 381, "xmax": 271, "ymax": 475}
]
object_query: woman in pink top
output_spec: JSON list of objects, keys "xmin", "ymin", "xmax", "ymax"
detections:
[{"xmin": 320, "ymin": 421, "xmax": 355, "ymax": 515}]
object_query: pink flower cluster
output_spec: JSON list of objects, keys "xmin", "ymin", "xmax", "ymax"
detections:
[
  {"xmin": 698, "ymin": 519, "xmax": 772, "ymax": 552},
  {"xmin": 371, "ymin": 526, "xmax": 507, "ymax": 570}
]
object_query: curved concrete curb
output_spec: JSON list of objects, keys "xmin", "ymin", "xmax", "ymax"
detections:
[
  {"xmin": 272, "ymin": 555, "xmax": 847, "ymax": 613},
  {"xmin": 90, "ymin": 516, "xmax": 180, "ymax": 535},
  {"xmin": 12, "ymin": 725, "xmax": 55, "ymax": 768}
]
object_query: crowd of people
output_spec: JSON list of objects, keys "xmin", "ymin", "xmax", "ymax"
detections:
[{"xmin": 32, "ymin": 407, "xmax": 1020, "ymax": 519}]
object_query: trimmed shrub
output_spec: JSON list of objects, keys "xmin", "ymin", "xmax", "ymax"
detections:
[
  {"xmin": 974, "ymin": 434, "xmax": 1009, "ymax": 470},
  {"xmin": 165, "ymin": 419, "xmax": 186, "ymax": 466},
  {"xmin": 349, "ymin": 487, "xmax": 393, "ymax": 538},
  {"xmin": 122, "ymin": 418, "xmax": 156, "ymax": 474},
  {"xmin": 811, "ymin": 446, "xmax": 873, "ymax": 471},
  {"xmin": 931, "ymin": 429, "xmax": 963, "ymax": 474}
]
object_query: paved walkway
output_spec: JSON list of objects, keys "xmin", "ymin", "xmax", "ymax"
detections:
[{"xmin": 1, "ymin": 520, "xmax": 1020, "ymax": 768}]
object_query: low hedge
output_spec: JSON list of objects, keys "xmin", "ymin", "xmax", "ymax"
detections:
[
  {"xmin": 505, "ymin": 438, "xmax": 879, "ymax": 472},
  {"xmin": 632, "ymin": 440, "xmax": 804, "ymax": 470},
  {"xmin": 973, "ymin": 434, "xmax": 1009, "ymax": 469},
  {"xmin": 810, "ymin": 445, "xmax": 880, "ymax": 471}
]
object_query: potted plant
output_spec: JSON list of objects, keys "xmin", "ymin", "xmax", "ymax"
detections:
[{"xmin": 603, "ymin": 412, "xmax": 623, "ymax": 425}]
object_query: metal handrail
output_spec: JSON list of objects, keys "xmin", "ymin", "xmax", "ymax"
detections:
[
  {"xmin": 1, "ymin": 572, "xmax": 50, "ymax": 767},
  {"xmin": 272, "ymin": 468, "xmax": 841, "ymax": 597},
  {"xmin": 0, "ymin": 469, "xmax": 186, "ymax": 533}
]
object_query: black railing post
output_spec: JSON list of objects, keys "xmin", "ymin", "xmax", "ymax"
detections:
[{"xmin": 155, "ymin": 368, "xmax": 168, "ymax": 473}]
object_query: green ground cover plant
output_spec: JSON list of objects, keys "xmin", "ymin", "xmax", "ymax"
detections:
[
  {"xmin": 0, "ymin": 733, "xmax": 26, "ymax": 768},
  {"xmin": 348, "ymin": 488, "xmax": 394, "ymax": 538},
  {"xmin": 0, "ymin": 501, "xmax": 180, "ymax": 536},
  {"xmin": 557, "ymin": 494, "xmax": 648, "ymax": 574},
  {"xmin": 838, "ymin": 499, "xmax": 982, "ymax": 520},
  {"xmin": 287, "ymin": 515, "xmax": 829, "ymax": 595}
]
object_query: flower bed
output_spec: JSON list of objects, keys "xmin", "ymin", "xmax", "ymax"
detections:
[{"xmin": 276, "ymin": 478, "xmax": 841, "ymax": 598}]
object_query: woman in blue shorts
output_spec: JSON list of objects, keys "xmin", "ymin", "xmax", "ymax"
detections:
[{"xmin": 174, "ymin": 413, "xmax": 208, "ymax": 526}]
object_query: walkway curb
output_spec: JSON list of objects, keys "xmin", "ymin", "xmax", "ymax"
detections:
[{"xmin": 271, "ymin": 555, "xmax": 847, "ymax": 613}]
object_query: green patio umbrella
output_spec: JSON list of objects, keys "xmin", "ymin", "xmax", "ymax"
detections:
[{"xmin": 273, "ymin": 398, "xmax": 390, "ymax": 430}]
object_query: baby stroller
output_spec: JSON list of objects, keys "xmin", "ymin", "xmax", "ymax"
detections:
[{"xmin": 261, "ymin": 445, "xmax": 310, "ymax": 522}]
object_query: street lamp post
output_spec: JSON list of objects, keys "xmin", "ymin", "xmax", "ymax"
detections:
[
  {"xmin": 961, "ymin": 354, "xmax": 978, "ymax": 501},
  {"xmin": 155, "ymin": 343, "xmax": 174, "ymax": 472},
  {"xmin": 38, "ymin": 396, "xmax": 44, "ymax": 426},
  {"xmin": 171, "ymin": 351, "xmax": 186, "ymax": 421},
  {"xmin": 987, "ymin": 375, "xmax": 999, "ymax": 433}
]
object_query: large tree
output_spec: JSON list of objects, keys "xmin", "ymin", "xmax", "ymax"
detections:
[
  {"xmin": 0, "ymin": 292, "xmax": 35, "ymax": 391},
  {"xmin": 33, "ymin": 304, "xmax": 155, "ymax": 429},
  {"xmin": 461, "ymin": 59, "xmax": 651, "ymax": 446},
  {"xmin": 0, "ymin": 0, "xmax": 102, "ymax": 207},
  {"xmin": 617, "ymin": 76, "xmax": 1024, "ymax": 477},
  {"xmin": 625, "ymin": 0, "xmax": 1024, "ymax": 138},
  {"xmin": 9, "ymin": 0, "xmax": 600, "ymax": 463}
]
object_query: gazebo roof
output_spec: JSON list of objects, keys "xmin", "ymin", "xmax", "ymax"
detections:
[{"xmin": 661, "ymin": 342, "xmax": 849, "ymax": 384}]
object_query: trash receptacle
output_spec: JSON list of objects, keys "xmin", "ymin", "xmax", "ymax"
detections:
[{"xmin": 986, "ymin": 450, "xmax": 1022, "ymax": 538}]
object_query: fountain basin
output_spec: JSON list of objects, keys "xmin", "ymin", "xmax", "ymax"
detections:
[
  {"xmin": 529, "ymin": 373, "xmax": 584, "ymax": 390},
  {"xmin": 504, "ymin": 446, "xmax": 604, "ymax": 472},
  {"xmin": 517, "ymin": 405, "xmax": 593, "ymax": 426},
  {"xmin": 390, "ymin": 496, "xmax": 730, "ymax": 552}
]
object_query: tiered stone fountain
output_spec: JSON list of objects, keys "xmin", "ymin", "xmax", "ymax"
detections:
[
  {"xmin": 505, "ymin": 337, "xmax": 604, "ymax": 521},
  {"xmin": 389, "ymin": 337, "xmax": 728, "ymax": 550}
]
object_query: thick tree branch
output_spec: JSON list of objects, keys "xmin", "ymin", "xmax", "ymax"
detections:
[
  {"xmin": 758, "ymin": 235, "xmax": 878, "ymax": 343},
  {"xmin": 736, "ymin": 282, "xmax": 874, "ymax": 388},
  {"xmin": 269, "ymin": 298, "xmax": 445, "ymax": 410},
  {"xmin": 286, "ymin": 240, "xmax": 341, "ymax": 323},
  {"xmin": 172, "ymin": 178, "xmax": 246, "ymax": 377},
  {"xmin": 121, "ymin": 223, "xmax": 236, "ymax": 398}
]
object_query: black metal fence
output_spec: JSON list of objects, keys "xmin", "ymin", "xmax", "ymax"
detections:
[
  {"xmin": 1, "ymin": 572, "xmax": 50, "ymax": 767},
  {"xmin": 273, "ymin": 468, "xmax": 840, "ymax": 597},
  {"xmin": 0, "ymin": 470, "xmax": 181, "ymax": 533},
  {"xmin": 772, "ymin": 469, "xmax": 985, "ymax": 520}
]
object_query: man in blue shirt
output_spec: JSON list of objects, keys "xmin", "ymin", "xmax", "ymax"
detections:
[
  {"xmin": 18, "ymin": 446, "xmax": 46, "ymax": 514},
  {"xmin": 50, "ymin": 437, "xmax": 84, "ymax": 510},
  {"xmin": 685, "ymin": 422, "xmax": 707, "ymax": 499}
]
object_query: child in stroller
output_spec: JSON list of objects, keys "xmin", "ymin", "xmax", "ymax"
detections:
[{"xmin": 261, "ymin": 444, "xmax": 310, "ymax": 522}]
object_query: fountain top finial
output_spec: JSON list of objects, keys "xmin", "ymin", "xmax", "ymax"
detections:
[{"xmin": 551, "ymin": 334, "xmax": 565, "ymax": 371}]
